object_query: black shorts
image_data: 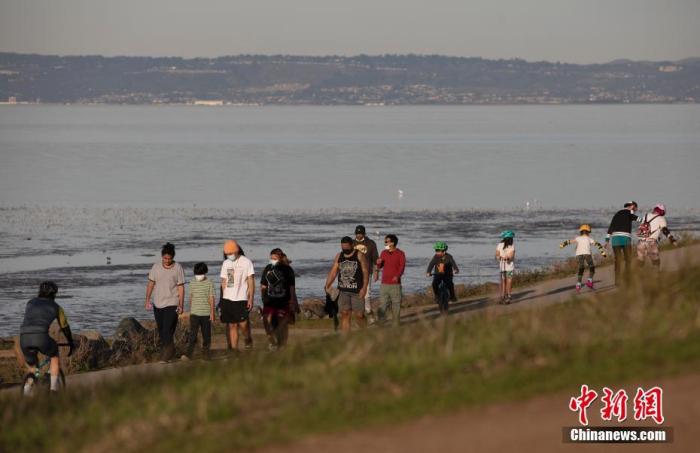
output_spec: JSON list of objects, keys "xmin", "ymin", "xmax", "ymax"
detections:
[
  {"xmin": 20, "ymin": 333, "xmax": 58, "ymax": 366},
  {"xmin": 220, "ymin": 299, "xmax": 249, "ymax": 323}
]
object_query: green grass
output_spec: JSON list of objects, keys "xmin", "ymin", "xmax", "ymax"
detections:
[{"xmin": 2, "ymin": 262, "xmax": 700, "ymax": 452}]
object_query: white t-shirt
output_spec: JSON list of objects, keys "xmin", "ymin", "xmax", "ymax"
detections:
[
  {"xmin": 573, "ymin": 236, "xmax": 596, "ymax": 256},
  {"xmin": 496, "ymin": 243, "xmax": 515, "ymax": 272},
  {"xmin": 220, "ymin": 255, "xmax": 255, "ymax": 302},
  {"xmin": 641, "ymin": 213, "xmax": 668, "ymax": 241}
]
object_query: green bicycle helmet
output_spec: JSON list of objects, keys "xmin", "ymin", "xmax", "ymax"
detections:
[
  {"xmin": 433, "ymin": 241, "xmax": 448, "ymax": 251},
  {"xmin": 500, "ymin": 230, "xmax": 515, "ymax": 240}
]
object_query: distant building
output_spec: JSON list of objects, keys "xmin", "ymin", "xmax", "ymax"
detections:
[
  {"xmin": 658, "ymin": 65, "xmax": 682, "ymax": 73},
  {"xmin": 193, "ymin": 100, "xmax": 224, "ymax": 106},
  {"xmin": 7, "ymin": 96, "xmax": 17, "ymax": 104}
]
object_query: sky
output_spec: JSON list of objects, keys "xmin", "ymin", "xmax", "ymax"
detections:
[{"xmin": 0, "ymin": 0, "xmax": 698, "ymax": 63}]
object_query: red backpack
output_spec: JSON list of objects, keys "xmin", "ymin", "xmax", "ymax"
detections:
[{"xmin": 637, "ymin": 214, "xmax": 659, "ymax": 239}]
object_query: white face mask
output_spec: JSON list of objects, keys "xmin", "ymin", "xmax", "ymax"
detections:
[
  {"xmin": 195, "ymin": 275, "xmax": 205, "ymax": 281},
  {"xmin": 385, "ymin": 245, "xmax": 392, "ymax": 250},
  {"xmin": 227, "ymin": 254, "xmax": 236, "ymax": 262},
  {"xmin": 270, "ymin": 259, "xmax": 279, "ymax": 266}
]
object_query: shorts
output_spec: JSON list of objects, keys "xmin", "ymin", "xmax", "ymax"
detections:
[
  {"xmin": 500, "ymin": 270, "xmax": 514, "ymax": 278},
  {"xmin": 263, "ymin": 305, "xmax": 290, "ymax": 319},
  {"xmin": 338, "ymin": 291, "xmax": 364, "ymax": 313},
  {"xmin": 611, "ymin": 235, "xmax": 632, "ymax": 247},
  {"xmin": 220, "ymin": 299, "xmax": 249, "ymax": 323},
  {"xmin": 20, "ymin": 333, "xmax": 58, "ymax": 366},
  {"xmin": 637, "ymin": 239, "xmax": 659, "ymax": 261}
]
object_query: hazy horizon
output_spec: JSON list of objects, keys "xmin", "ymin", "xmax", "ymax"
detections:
[
  {"xmin": 1, "ymin": 0, "xmax": 698, "ymax": 65},
  {"xmin": 1, "ymin": 49, "xmax": 698, "ymax": 66}
]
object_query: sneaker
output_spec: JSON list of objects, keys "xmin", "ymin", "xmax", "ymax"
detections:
[
  {"xmin": 366, "ymin": 312, "xmax": 377, "ymax": 325},
  {"xmin": 23, "ymin": 377, "xmax": 35, "ymax": 396},
  {"xmin": 575, "ymin": 283, "xmax": 582, "ymax": 293},
  {"xmin": 180, "ymin": 354, "xmax": 190, "ymax": 361},
  {"xmin": 585, "ymin": 279, "xmax": 594, "ymax": 289},
  {"xmin": 244, "ymin": 338, "xmax": 253, "ymax": 350}
]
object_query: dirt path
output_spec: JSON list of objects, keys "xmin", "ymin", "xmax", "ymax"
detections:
[
  {"xmin": 3, "ymin": 244, "xmax": 698, "ymax": 392},
  {"xmin": 259, "ymin": 372, "xmax": 699, "ymax": 453},
  {"xmin": 403, "ymin": 243, "xmax": 699, "ymax": 322}
]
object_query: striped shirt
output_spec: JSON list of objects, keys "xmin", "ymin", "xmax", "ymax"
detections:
[{"xmin": 189, "ymin": 278, "xmax": 215, "ymax": 317}]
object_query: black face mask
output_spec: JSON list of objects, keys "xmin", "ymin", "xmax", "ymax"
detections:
[{"xmin": 341, "ymin": 247, "xmax": 353, "ymax": 254}]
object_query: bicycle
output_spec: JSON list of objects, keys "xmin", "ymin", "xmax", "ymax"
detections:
[
  {"xmin": 429, "ymin": 274, "xmax": 450, "ymax": 316},
  {"xmin": 20, "ymin": 343, "xmax": 70, "ymax": 397}
]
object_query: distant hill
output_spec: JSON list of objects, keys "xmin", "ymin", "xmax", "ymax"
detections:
[{"xmin": 0, "ymin": 52, "xmax": 698, "ymax": 105}]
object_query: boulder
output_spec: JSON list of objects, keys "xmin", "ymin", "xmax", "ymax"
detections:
[
  {"xmin": 67, "ymin": 330, "xmax": 112, "ymax": 372},
  {"xmin": 300, "ymin": 298, "xmax": 327, "ymax": 319},
  {"xmin": 115, "ymin": 317, "xmax": 148, "ymax": 340},
  {"xmin": 110, "ymin": 317, "xmax": 158, "ymax": 364}
]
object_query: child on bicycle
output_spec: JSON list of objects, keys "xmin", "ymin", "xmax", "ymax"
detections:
[
  {"xmin": 19, "ymin": 281, "xmax": 74, "ymax": 394},
  {"xmin": 560, "ymin": 224, "xmax": 607, "ymax": 293},
  {"xmin": 426, "ymin": 241, "xmax": 459, "ymax": 309},
  {"xmin": 496, "ymin": 231, "xmax": 515, "ymax": 304}
]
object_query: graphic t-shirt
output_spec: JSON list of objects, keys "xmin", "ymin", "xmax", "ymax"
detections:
[
  {"xmin": 148, "ymin": 262, "xmax": 185, "ymax": 308},
  {"xmin": 338, "ymin": 251, "xmax": 363, "ymax": 293},
  {"xmin": 260, "ymin": 264, "xmax": 295, "ymax": 308},
  {"xmin": 189, "ymin": 278, "xmax": 215, "ymax": 317},
  {"xmin": 426, "ymin": 253, "xmax": 458, "ymax": 276},
  {"xmin": 220, "ymin": 256, "xmax": 255, "ymax": 302}
]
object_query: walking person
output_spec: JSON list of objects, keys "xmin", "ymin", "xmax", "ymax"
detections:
[
  {"xmin": 496, "ymin": 231, "xmax": 515, "ymax": 304},
  {"xmin": 145, "ymin": 242, "xmax": 185, "ymax": 362},
  {"xmin": 426, "ymin": 241, "xmax": 459, "ymax": 314},
  {"xmin": 220, "ymin": 240, "xmax": 255, "ymax": 351},
  {"xmin": 636, "ymin": 204, "xmax": 678, "ymax": 270},
  {"xmin": 560, "ymin": 225, "xmax": 607, "ymax": 293},
  {"xmin": 375, "ymin": 234, "xmax": 406, "ymax": 325},
  {"xmin": 260, "ymin": 248, "xmax": 297, "ymax": 350},
  {"xmin": 605, "ymin": 201, "xmax": 640, "ymax": 286},
  {"xmin": 325, "ymin": 236, "xmax": 369, "ymax": 333},
  {"xmin": 183, "ymin": 262, "xmax": 215, "ymax": 360},
  {"xmin": 353, "ymin": 225, "xmax": 379, "ymax": 324}
]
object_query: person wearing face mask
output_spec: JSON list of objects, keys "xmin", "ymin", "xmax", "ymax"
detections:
[
  {"xmin": 325, "ymin": 236, "xmax": 369, "ymax": 333},
  {"xmin": 260, "ymin": 248, "xmax": 298, "ymax": 350},
  {"xmin": 219, "ymin": 240, "xmax": 256, "ymax": 351},
  {"xmin": 605, "ymin": 201, "xmax": 641, "ymax": 286},
  {"xmin": 183, "ymin": 262, "xmax": 215, "ymax": 360},
  {"xmin": 374, "ymin": 234, "xmax": 406, "ymax": 325},
  {"xmin": 352, "ymin": 225, "xmax": 379, "ymax": 323},
  {"xmin": 145, "ymin": 242, "xmax": 185, "ymax": 362}
]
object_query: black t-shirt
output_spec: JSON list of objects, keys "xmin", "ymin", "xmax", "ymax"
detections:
[{"xmin": 260, "ymin": 264, "xmax": 295, "ymax": 308}]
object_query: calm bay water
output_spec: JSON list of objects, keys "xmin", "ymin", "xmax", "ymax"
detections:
[{"xmin": 1, "ymin": 105, "xmax": 699, "ymax": 335}]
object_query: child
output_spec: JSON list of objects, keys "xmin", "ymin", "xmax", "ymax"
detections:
[
  {"xmin": 560, "ymin": 224, "xmax": 607, "ymax": 293},
  {"xmin": 495, "ymin": 230, "xmax": 515, "ymax": 304},
  {"xmin": 426, "ymin": 241, "xmax": 460, "ymax": 313},
  {"xmin": 184, "ymin": 262, "xmax": 215, "ymax": 359}
]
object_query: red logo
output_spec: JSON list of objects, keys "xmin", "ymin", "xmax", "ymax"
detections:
[{"xmin": 570, "ymin": 386, "xmax": 665, "ymax": 426}]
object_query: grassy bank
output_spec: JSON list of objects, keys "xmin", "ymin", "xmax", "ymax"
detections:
[{"xmin": 2, "ymin": 256, "xmax": 700, "ymax": 452}]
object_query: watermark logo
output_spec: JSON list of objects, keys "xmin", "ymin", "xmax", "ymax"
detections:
[{"xmin": 564, "ymin": 385, "xmax": 671, "ymax": 443}]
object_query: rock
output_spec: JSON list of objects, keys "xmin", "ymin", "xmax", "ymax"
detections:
[
  {"xmin": 67, "ymin": 331, "xmax": 112, "ymax": 372},
  {"xmin": 110, "ymin": 317, "xmax": 158, "ymax": 364},
  {"xmin": 301, "ymin": 298, "xmax": 327, "ymax": 319},
  {"xmin": 115, "ymin": 317, "xmax": 148, "ymax": 339}
]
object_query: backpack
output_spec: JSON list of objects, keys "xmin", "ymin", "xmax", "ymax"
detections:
[{"xmin": 637, "ymin": 214, "xmax": 660, "ymax": 239}]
